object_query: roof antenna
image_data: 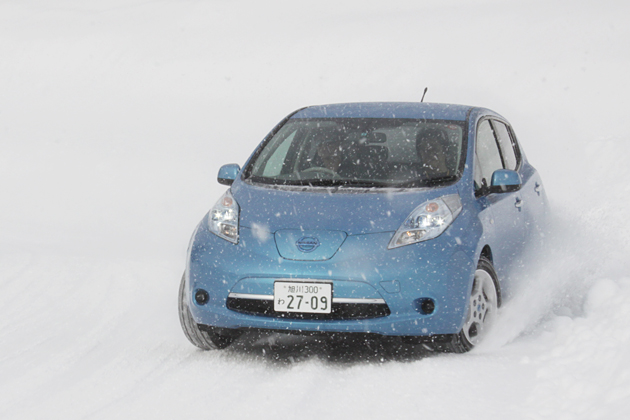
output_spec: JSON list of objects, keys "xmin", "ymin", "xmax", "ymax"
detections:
[{"xmin": 421, "ymin": 87, "xmax": 428, "ymax": 102}]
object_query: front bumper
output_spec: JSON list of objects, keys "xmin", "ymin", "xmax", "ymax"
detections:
[{"xmin": 187, "ymin": 223, "xmax": 476, "ymax": 337}]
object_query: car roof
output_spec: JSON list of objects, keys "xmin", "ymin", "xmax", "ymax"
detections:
[{"xmin": 291, "ymin": 102, "xmax": 473, "ymax": 121}]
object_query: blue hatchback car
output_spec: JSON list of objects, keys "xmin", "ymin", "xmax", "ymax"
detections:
[{"xmin": 179, "ymin": 102, "xmax": 547, "ymax": 352}]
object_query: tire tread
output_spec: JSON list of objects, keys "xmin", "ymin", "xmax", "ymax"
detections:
[{"xmin": 178, "ymin": 274, "xmax": 220, "ymax": 350}]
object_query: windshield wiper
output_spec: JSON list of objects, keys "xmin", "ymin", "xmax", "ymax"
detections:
[
  {"xmin": 392, "ymin": 175, "xmax": 457, "ymax": 188},
  {"xmin": 424, "ymin": 175, "xmax": 457, "ymax": 185},
  {"xmin": 304, "ymin": 179, "xmax": 394, "ymax": 188},
  {"xmin": 247, "ymin": 175, "xmax": 456, "ymax": 189}
]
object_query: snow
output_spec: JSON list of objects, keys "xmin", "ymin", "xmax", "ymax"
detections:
[{"xmin": 1, "ymin": 0, "xmax": 630, "ymax": 418}]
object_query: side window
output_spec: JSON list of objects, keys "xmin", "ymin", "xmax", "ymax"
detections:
[
  {"xmin": 491, "ymin": 120, "xmax": 518, "ymax": 170},
  {"xmin": 473, "ymin": 154, "xmax": 484, "ymax": 190},
  {"xmin": 475, "ymin": 120, "xmax": 503, "ymax": 190}
]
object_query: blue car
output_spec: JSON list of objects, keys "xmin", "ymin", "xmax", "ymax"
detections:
[{"xmin": 179, "ymin": 102, "xmax": 547, "ymax": 353}]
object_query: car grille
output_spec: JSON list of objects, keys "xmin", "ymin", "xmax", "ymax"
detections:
[{"xmin": 226, "ymin": 295, "xmax": 390, "ymax": 320}]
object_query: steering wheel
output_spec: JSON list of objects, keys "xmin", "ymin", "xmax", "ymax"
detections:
[{"xmin": 301, "ymin": 167, "xmax": 339, "ymax": 178}]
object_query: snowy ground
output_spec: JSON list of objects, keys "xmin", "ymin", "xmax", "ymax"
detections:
[{"xmin": 1, "ymin": 1, "xmax": 629, "ymax": 418}]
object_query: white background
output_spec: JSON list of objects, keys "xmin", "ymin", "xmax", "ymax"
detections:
[{"xmin": 1, "ymin": 1, "xmax": 629, "ymax": 418}]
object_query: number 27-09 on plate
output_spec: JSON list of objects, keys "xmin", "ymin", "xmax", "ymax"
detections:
[{"xmin": 273, "ymin": 281, "xmax": 332, "ymax": 314}]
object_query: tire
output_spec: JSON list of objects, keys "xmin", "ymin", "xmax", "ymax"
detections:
[
  {"xmin": 178, "ymin": 273, "xmax": 237, "ymax": 350},
  {"xmin": 434, "ymin": 257, "xmax": 500, "ymax": 353}
]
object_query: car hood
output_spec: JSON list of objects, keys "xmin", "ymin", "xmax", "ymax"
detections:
[{"xmin": 231, "ymin": 181, "xmax": 459, "ymax": 235}]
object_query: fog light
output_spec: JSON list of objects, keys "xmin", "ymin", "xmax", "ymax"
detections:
[
  {"xmin": 195, "ymin": 289, "xmax": 209, "ymax": 305},
  {"xmin": 416, "ymin": 298, "xmax": 435, "ymax": 315}
]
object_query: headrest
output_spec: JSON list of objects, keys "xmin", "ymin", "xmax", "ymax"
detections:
[{"xmin": 416, "ymin": 127, "xmax": 449, "ymax": 150}]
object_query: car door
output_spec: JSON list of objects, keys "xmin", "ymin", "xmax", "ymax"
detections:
[
  {"xmin": 474, "ymin": 119, "xmax": 526, "ymax": 276},
  {"xmin": 493, "ymin": 120, "xmax": 547, "ymax": 241}
]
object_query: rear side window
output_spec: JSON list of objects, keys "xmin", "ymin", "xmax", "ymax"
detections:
[
  {"xmin": 475, "ymin": 120, "xmax": 503, "ymax": 189},
  {"xmin": 491, "ymin": 120, "xmax": 518, "ymax": 170}
]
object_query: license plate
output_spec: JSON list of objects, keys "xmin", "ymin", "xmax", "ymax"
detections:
[{"xmin": 273, "ymin": 281, "xmax": 332, "ymax": 314}]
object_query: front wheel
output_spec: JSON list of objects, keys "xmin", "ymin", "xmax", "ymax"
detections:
[
  {"xmin": 178, "ymin": 273, "xmax": 238, "ymax": 350},
  {"xmin": 435, "ymin": 257, "xmax": 500, "ymax": 353}
]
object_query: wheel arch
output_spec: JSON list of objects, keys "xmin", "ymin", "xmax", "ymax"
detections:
[
  {"xmin": 480, "ymin": 245, "xmax": 493, "ymax": 263},
  {"xmin": 477, "ymin": 245, "xmax": 502, "ymax": 307}
]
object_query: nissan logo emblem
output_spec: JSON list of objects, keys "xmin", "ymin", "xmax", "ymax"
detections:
[{"xmin": 296, "ymin": 236, "xmax": 320, "ymax": 253}]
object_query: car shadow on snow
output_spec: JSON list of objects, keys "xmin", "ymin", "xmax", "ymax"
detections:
[{"xmin": 221, "ymin": 331, "xmax": 437, "ymax": 366}]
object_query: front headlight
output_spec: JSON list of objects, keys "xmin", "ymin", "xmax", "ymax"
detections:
[
  {"xmin": 208, "ymin": 190, "xmax": 239, "ymax": 244},
  {"xmin": 388, "ymin": 194, "xmax": 462, "ymax": 249}
]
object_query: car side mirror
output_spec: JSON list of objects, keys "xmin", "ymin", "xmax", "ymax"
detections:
[
  {"xmin": 217, "ymin": 164, "xmax": 241, "ymax": 186},
  {"xmin": 489, "ymin": 169, "xmax": 521, "ymax": 193}
]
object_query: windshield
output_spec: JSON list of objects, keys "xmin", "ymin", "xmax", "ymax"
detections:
[{"xmin": 244, "ymin": 118, "xmax": 466, "ymax": 188}]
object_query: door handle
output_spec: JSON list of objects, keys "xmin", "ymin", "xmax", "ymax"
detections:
[
  {"xmin": 515, "ymin": 197, "xmax": 523, "ymax": 209},
  {"xmin": 534, "ymin": 182, "xmax": 542, "ymax": 195}
]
